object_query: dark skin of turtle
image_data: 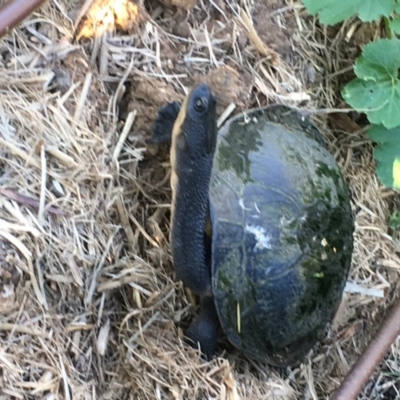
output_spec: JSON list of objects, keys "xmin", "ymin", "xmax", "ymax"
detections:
[
  {"xmin": 150, "ymin": 83, "xmax": 222, "ymax": 358},
  {"xmin": 150, "ymin": 83, "xmax": 354, "ymax": 366}
]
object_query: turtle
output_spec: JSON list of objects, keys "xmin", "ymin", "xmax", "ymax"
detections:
[{"xmin": 149, "ymin": 82, "xmax": 354, "ymax": 366}]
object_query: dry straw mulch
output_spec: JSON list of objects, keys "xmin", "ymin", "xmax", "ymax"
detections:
[{"xmin": 0, "ymin": 0, "xmax": 399, "ymax": 399}]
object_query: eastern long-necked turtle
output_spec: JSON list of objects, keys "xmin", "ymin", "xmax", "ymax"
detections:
[{"xmin": 149, "ymin": 82, "xmax": 354, "ymax": 366}]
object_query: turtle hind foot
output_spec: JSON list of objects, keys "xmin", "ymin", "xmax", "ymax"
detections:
[
  {"xmin": 147, "ymin": 101, "xmax": 181, "ymax": 145},
  {"xmin": 184, "ymin": 296, "xmax": 220, "ymax": 361}
]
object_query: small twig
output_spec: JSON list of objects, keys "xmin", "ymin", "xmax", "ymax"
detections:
[
  {"xmin": 0, "ymin": 322, "xmax": 48, "ymax": 337},
  {"xmin": 129, "ymin": 213, "xmax": 160, "ymax": 248},
  {"xmin": 38, "ymin": 143, "xmax": 47, "ymax": 224},
  {"xmin": 73, "ymin": 0, "xmax": 95, "ymax": 30},
  {"xmin": 0, "ymin": 0, "xmax": 48, "ymax": 38},
  {"xmin": 237, "ymin": 7, "xmax": 281, "ymax": 63},
  {"xmin": 113, "ymin": 110, "xmax": 137, "ymax": 163},
  {"xmin": 217, "ymin": 103, "xmax": 236, "ymax": 128},
  {"xmin": 73, "ymin": 72, "xmax": 92, "ymax": 131},
  {"xmin": 111, "ymin": 55, "xmax": 135, "ymax": 128},
  {"xmin": 331, "ymin": 296, "xmax": 400, "ymax": 400},
  {"xmin": 0, "ymin": 187, "xmax": 68, "ymax": 216}
]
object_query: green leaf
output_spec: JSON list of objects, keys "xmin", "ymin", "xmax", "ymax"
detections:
[
  {"xmin": 341, "ymin": 39, "xmax": 400, "ymax": 129},
  {"xmin": 390, "ymin": 16, "xmax": 400, "ymax": 34},
  {"xmin": 368, "ymin": 124, "xmax": 400, "ymax": 190},
  {"xmin": 395, "ymin": 2, "xmax": 400, "ymax": 13},
  {"xmin": 302, "ymin": 0, "xmax": 395, "ymax": 25}
]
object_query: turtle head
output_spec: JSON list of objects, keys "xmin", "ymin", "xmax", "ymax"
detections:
[{"xmin": 172, "ymin": 83, "xmax": 218, "ymax": 159}]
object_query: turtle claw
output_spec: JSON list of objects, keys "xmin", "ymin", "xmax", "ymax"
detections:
[
  {"xmin": 148, "ymin": 101, "xmax": 181, "ymax": 145},
  {"xmin": 185, "ymin": 296, "xmax": 220, "ymax": 361}
]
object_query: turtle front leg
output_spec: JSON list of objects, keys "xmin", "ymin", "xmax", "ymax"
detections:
[
  {"xmin": 147, "ymin": 101, "xmax": 181, "ymax": 145},
  {"xmin": 185, "ymin": 295, "xmax": 221, "ymax": 360}
]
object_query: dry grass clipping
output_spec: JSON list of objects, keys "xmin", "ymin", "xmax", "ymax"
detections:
[{"xmin": 0, "ymin": 0, "xmax": 399, "ymax": 399}]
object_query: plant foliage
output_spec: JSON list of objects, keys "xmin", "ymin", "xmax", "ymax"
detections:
[
  {"xmin": 341, "ymin": 39, "xmax": 400, "ymax": 130},
  {"xmin": 302, "ymin": 0, "xmax": 400, "ymax": 191},
  {"xmin": 390, "ymin": 16, "xmax": 400, "ymax": 34},
  {"xmin": 302, "ymin": 0, "xmax": 396, "ymax": 25},
  {"xmin": 368, "ymin": 125, "xmax": 400, "ymax": 190}
]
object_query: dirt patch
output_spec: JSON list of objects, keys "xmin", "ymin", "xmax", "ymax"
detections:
[
  {"xmin": 252, "ymin": 1, "xmax": 294, "ymax": 57},
  {"xmin": 121, "ymin": 76, "xmax": 183, "ymax": 139}
]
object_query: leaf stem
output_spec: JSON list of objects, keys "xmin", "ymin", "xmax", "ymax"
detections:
[
  {"xmin": 330, "ymin": 296, "xmax": 400, "ymax": 400},
  {"xmin": 384, "ymin": 16, "xmax": 394, "ymax": 39}
]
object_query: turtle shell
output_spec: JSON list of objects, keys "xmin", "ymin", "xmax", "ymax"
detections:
[{"xmin": 210, "ymin": 105, "xmax": 354, "ymax": 366}]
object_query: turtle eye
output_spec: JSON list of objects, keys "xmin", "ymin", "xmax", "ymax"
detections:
[{"xmin": 194, "ymin": 96, "xmax": 207, "ymax": 111}]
